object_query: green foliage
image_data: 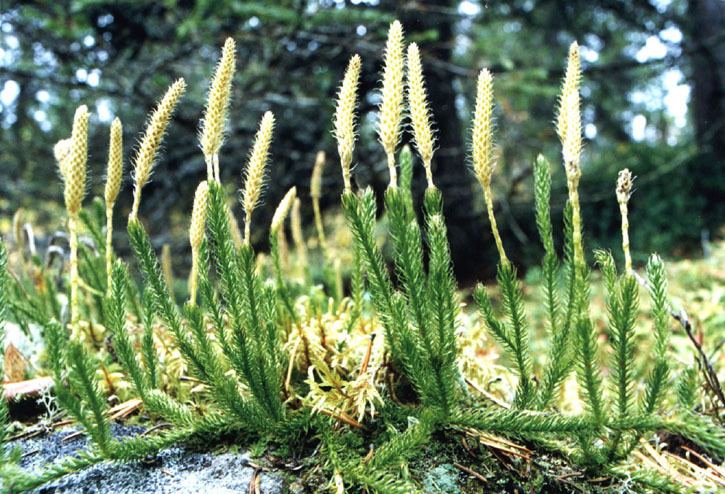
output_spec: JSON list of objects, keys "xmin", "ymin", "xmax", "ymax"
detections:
[
  {"xmin": 2, "ymin": 164, "xmax": 722, "ymax": 493},
  {"xmin": 206, "ymin": 182, "xmax": 285, "ymax": 423},
  {"xmin": 105, "ymin": 263, "xmax": 146, "ymax": 395},
  {"xmin": 0, "ymin": 241, "xmax": 10, "ymax": 459},
  {"xmin": 473, "ymin": 265, "xmax": 534, "ymax": 409},
  {"xmin": 0, "ymin": 21, "xmax": 722, "ymax": 492},
  {"xmin": 45, "ymin": 318, "xmax": 111, "ymax": 454},
  {"xmin": 641, "ymin": 254, "xmax": 671, "ymax": 415},
  {"xmin": 342, "ymin": 176, "xmax": 462, "ymax": 413},
  {"xmin": 470, "ymin": 151, "xmax": 721, "ymax": 471},
  {"xmin": 534, "ymin": 156, "xmax": 574, "ymax": 410}
]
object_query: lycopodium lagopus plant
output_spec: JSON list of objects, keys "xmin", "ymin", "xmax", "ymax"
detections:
[
  {"xmin": 129, "ymin": 78, "xmax": 186, "ymax": 222},
  {"xmin": 377, "ymin": 20, "xmax": 405, "ymax": 188},
  {"xmin": 61, "ymin": 105, "xmax": 90, "ymax": 334},
  {"xmin": 104, "ymin": 117, "xmax": 123, "ymax": 292},
  {"xmin": 0, "ymin": 23, "xmax": 722, "ymax": 494},
  {"xmin": 334, "ymin": 54, "xmax": 361, "ymax": 193},
  {"xmin": 200, "ymin": 37, "xmax": 236, "ymax": 182}
]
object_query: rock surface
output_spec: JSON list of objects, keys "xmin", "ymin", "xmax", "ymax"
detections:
[{"xmin": 15, "ymin": 425, "xmax": 286, "ymax": 493}]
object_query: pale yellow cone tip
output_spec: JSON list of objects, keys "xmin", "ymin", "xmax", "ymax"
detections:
[
  {"xmin": 189, "ymin": 181, "xmax": 210, "ymax": 250},
  {"xmin": 334, "ymin": 55, "xmax": 362, "ymax": 192},
  {"xmin": 560, "ymin": 91, "xmax": 582, "ymax": 172},
  {"xmin": 54, "ymin": 139, "xmax": 72, "ymax": 164},
  {"xmin": 557, "ymin": 42, "xmax": 582, "ymax": 175},
  {"xmin": 54, "ymin": 138, "xmax": 72, "ymax": 179},
  {"xmin": 271, "ymin": 186, "xmax": 297, "ymax": 234},
  {"xmin": 569, "ymin": 41, "xmax": 580, "ymax": 56},
  {"xmin": 472, "ymin": 68, "xmax": 496, "ymax": 188},
  {"xmin": 201, "ymin": 37, "xmax": 236, "ymax": 160},
  {"xmin": 64, "ymin": 105, "xmax": 90, "ymax": 215},
  {"xmin": 378, "ymin": 20, "xmax": 405, "ymax": 179},
  {"xmin": 616, "ymin": 169, "xmax": 634, "ymax": 204},
  {"xmin": 242, "ymin": 111, "xmax": 275, "ymax": 221},
  {"xmin": 406, "ymin": 42, "xmax": 436, "ymax": 178},
  {"xmin": 104, "ymin": 117, "xmax": 124, "ymax": 206},
  {"xmin": 130, "ymin": 79, "xmax": 186, "ymax": 221},
  {"xmin": 617, "ymin": 168, "xmax": 634, "ymax": 274},
  {"xmin": 133, "ymin": 78, "xmax": 187, "ymax": 190},
  {"xmin": 311, "ymin": 150, "xmax": 325, "ymax": 199},
  {"xmin": 291, "ymin": 197, "xmax": 306, "ymax": 261},
  {"xmin": 227, "ymin": 206, "xmax": 244, "ymax": 249}
]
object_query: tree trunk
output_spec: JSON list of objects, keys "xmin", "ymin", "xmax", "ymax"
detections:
[{"xmin": 686, "ymin": 0, "xmax": 725, "ymax": 161}]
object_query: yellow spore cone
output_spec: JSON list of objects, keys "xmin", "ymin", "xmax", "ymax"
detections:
[
  {"xmin": 104, "ymin": 117, "xmax": 124, "ymax": 292},
  {"xmin": 242, "ymin": 111, "xmax": 275, "ymax": 244},
  {"xmin": 105, "ymin": 118, "xmax": 124, "ymax": 207},
  {"xmin": 556, "ymin": 42, "xmax": 585, "ymax": 269},
  {"xmin": 64, "ymin": 105, "xmax": 90, "ymax": 216},
  {"xmin": 188, "ymin": 180, "xmax": 209, "ymax": 305},
  {"xmin": 130, "ymin": 78, "xmax": 186, "ymax": 222},
  {"xmin": 54, "ymin": 138, "xmax": 72, "ymax": 179},
  {"xmin": 201, "ymin": 37, "xmax": 236, "ymax": 181},
  {"xmin": 471, "ymin": 69, "xmax": 508, "ymax": 265},
  {"xmin": 291, "ymin": 197, "xmax": 307, "ymax": 269},
  {"xmin": 62, "ymin": 105, "xmax": 90, "ymax": 333},
  {"xmin": 616, "ymin": 169, "xmax": 634, "ymax": 274},
  {"xmin": 406, "ymin": 42, "xmax": 436, "ymax": 188},
  {"xmin": 310, "ymin": 151, "xmax": 327, "ymax": 252},
  {"xmin": 334, "ymin": 55, "xmax": 361, "ymax": 193},
  {"xmin": 271, "ymin": 187, "xmax": 297, "ymax": 235},
  {"xmin": 377, "ymin": 20, "xmax": 405, "ymax": 188}
]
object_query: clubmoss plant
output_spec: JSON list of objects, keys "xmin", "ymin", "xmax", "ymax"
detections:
[
  {"xmin": 200, "ymin": 37, "xmax": 236, "ymax": 182},
  {"xmin": 377, "ymin": 20, "xmax": 405, "ymax": 188},
  {"xmin": 104, "ymin": 117, "xmax": 123, "ymax": 292},
  {"xmin": 406, "ymin": 42, "xmax": 435, "ymax": 188},
  {"xmin": 334, "ymin": 55, "xmax": 361, "ymax": 193},
  {"xmin": 188, "ymin": 180, "xmax": 209, "ymax": 305},
  {"xmin": 241, "ymin": 111, "xmax": 274, "ymax": 243},
  {"xmin": 62, "ymin": 105, "xmax": 90, "ymax": 332},
  {"xmin": 557, "ymin": 42, "xmax": 585, "ymax": 271},
  {"xmin": 129, "ymin": 78, "xmax": 186, "ymax": 222},
  {"xmin": 1, "ymin": 27, "xmax": 723, "ymax": 494},
  {"xmin": 310, "ymin": 150, "xmax": 327, "ymax": 253}
]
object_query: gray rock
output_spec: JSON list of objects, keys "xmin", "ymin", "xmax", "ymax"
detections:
[{"xmin": 15, "ymin": 425, "xmax": 286, "ymax": 493}]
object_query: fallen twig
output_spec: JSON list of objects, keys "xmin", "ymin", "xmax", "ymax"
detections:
[{"xmin": 453, "ymin": 462, "xmax": 487, "ymax": 484}]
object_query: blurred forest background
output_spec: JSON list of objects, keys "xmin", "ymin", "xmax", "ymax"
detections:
[{"xmin": 0, "ymin": 0, "xmax": 723, "ymax": 283}]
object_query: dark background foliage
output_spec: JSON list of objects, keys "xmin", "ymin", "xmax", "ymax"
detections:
[{"xmin": 1, "ymin": 0, "xmax": 722, "ymax": 283}]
